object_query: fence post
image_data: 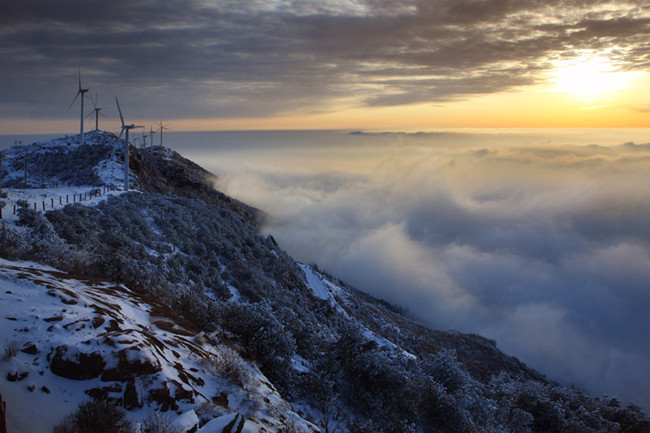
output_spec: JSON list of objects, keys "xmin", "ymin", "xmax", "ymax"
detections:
[
  {"xmin": 51, "ymin": 198, "xmax": 54, "ymax": 208},
  {"xmin": 33, "ymin": 202, "xmax": 36, "ymax": 210},
  {"xmin": 42, "ymin": 201, "xmax": 45, "ymax": 211},
  {"xmin": 66, "ymin": 195, "xmax": 68, "ymax": 203}
]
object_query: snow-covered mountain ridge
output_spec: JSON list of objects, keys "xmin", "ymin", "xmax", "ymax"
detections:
[
  {"xmin": 0, "ymin": 258, "xmax": 311, "ymax": 433},
  {"xmin": 1, "ymin": 131, "xmax": 648, "ymax": 432}
]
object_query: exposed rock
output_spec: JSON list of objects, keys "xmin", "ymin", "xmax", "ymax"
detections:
[
  {"xmin": 148, "ymin": 386, "xmax": 178, "ymax": 412},
  {"xmin": 85, "ymin": 384, "xmax": 122, "ymax": 400},
  {"xmin": 6, "ymin": 371, "xmax": 28, "ymax": 382},
  {"xmin": 223, "ymin": 413, "xmax": 245, "ymax": 433},
  {"xmin": 50, "ymin": 346, "xmax": 105, "ymax": 380},
  {"xmin": 91, "ymin": 316, "xmax": 105, "ymax": 329},
  {"xmin": 123, "ymin": 379, "xmax": 142, "ymax": 410},
  {"xmin": 20, "ymin": 343, "xmax": 38, "ymax": 355},
  {"xmin": 101, "ymin": 348, "xmax": 161, "ymax": 381},
  {"xmin": 212, "ymin": 392, "xmax": 229, "ymax": 407}
]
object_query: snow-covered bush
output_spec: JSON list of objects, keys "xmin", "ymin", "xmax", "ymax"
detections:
[
  {"xmin": 53, "ymin": 399, "xmax": 132, "ymax": 433},
  {"xmin": 216, "ymin": 301, "xmax": 297, "ymax": 386},
  {"xmin": 212, "ymin": 346, "xmax": 251, "ymax": 388},
  {"xmin": 3, "ymin": 142, "xmax": 113, "ymax": 188},
  {"xmin": 424, "ymin": 349, "xmax": 471, "ymax": 395},
  {"xmin": 141, "ymin": 411, "xmax": 183, "ymax": 433},
  {"xmin": 2, "ymin": 341, "xmax": 20, "ymax": 361}
]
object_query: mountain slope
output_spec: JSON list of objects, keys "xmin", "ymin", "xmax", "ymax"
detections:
[
  {"xmin": 0, "ymin": 258, "xmax": 315, "ymax": 433},
  {"xmin": 1, "ymin": 131, "xmax": 648, "ymax": 432}
]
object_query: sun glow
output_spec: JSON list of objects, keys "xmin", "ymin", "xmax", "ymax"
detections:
[{"xmin": 549, "ymin": 51, "xmax": 639, "ymax": 100}]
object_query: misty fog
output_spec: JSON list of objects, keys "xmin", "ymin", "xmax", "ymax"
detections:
[{"xmin": 167, "ymin": 129, "xmax": 650, "ymax": 410}]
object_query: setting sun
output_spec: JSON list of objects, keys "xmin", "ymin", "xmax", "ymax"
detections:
[{"xmin": 549, "ymin": 51, "xmax": 640, "ymax": 101}]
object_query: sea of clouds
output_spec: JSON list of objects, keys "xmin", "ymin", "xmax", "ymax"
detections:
[{"xmin": 170, "ymin": 129, "xmax": 650, "ymax": 410}]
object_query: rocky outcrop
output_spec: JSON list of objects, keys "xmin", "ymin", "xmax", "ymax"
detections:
[
  {"xmin": 100, "ymin": 348, "xmax": 161, "ymax": 382},
  {"xmin": 49, "ymin": 346, "xmax": 106, "ymax": 380}
]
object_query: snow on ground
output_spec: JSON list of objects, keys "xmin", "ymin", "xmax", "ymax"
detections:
[
  {"xmin": 300, "ymin": 262, "xmax": 417, "ymax": 361},
  {"xmin": 0, "ymin": 258, "xmax": 317, "ymax": 433},
  {"xmin": 299, "ymin": 263, "xmax": 338, "ymax": 301},
  {"xmin": 0, "ymin": 130, "xmax": 131, "ymax": 222},
  {"xmin": 0, "ymin": 186, "xmax": 124, "ymax": 222}
]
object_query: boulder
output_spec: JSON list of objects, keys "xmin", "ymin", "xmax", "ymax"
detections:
[{"xmin": 50, "ymin": 346, "xmax": 105, "ymax": 380}]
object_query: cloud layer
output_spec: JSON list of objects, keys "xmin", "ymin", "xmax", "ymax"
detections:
[
  {"xmin": 1, "ymin": 1, "xmax": 649, "ymax": 120},
  {"xmin": 176, "ymin": 129, "xmax": 650, "ymax": 410}
]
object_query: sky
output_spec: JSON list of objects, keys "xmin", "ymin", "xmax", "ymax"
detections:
[
  {"xmin": 166, "ymin": 128, "xmax": 650, "ymax": 411},
  {"xmin": 1, "ymin": 0, "xmax": 650, "ymax": 133}
]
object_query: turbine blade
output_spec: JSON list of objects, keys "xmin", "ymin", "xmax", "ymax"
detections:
[
  {"xmin": 85, "ymin": 111, "xmax": 94, "ymax": 119},
  {"xmin": 68, "ymin": 91, "xmax": 80, "ymax": 109},
  {"xmin": 78, "ymin": 67, "xmax": 82, "ymax": 91},
  {"xmin": 115, "ymin": 97, "xmax": 125, "ymax": 127}
]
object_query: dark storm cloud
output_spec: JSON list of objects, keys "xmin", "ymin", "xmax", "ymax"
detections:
[{"xmin": 1, "ymin": 1, "xmax": 649, "ymax": 120}]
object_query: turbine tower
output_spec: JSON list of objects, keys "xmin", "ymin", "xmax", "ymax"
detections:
[
  {"xmin": 69, "ymin": 68, "xmax": 89, "ymax": 144},
  {"xmin": 116, "ymin": 97, "xmax": 142, "ymax": 191},
  {"xmin": 86, "ymin": 92, "xmax": 103, "ymax": 131},
  {"xmin": 157, "ymin": 120, "xmax": 170, "ymax": 147},
  {"xmin": 149, "ymin": 126, "xmax": 156, "ymax": 149}
]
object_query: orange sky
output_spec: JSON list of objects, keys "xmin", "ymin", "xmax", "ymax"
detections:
[
  {"xmin": 6, "ymin": 63, "xmax": 648, "ymax": 135},
  {"xmin": 1, "ymin": 2, "xmax": 649, "ymax": 134}
]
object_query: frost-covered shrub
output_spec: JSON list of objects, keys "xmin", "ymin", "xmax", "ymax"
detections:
[
  {"xmin": 5, "ymin": 208, "xmax": 87, "ymax": 268},
  {"xmin": 2, "ymin": 341, "xmax": 20, "ymax": 361},
  {"xmin": 172, "ymin": 288, "xmax": 219, "ymax": 331},
  {"xmin": 53, "ymin": 399, "xmax": 132, "ymax": 433},
  {"xmin": 0, "ymin": 224, "xmax": 30, "ymax": 260},
  {"xmin": 6, "ymin": 143, "xmax": 113, "ymax": 187},
  {"xmin": 216, "ymin": 301, "xmax": 296, "ymax": 386},
  {"xmin": 487, "ymin": 373, "xmax": 650, "ymax": 432},
  {"xmin": 212, "ymin": 346, "xmax": 251, "ymax": 388},
  {"xmin": 141, "ymin": 411, "xmax": 183, "ymax": 433},
  {"xmin": 278, "ymin": 418, "xmax": 309, "ymax": 433},
  {"xmin": 424, "ymin": 349, "xmax": 470, "ymax": 395},
  {"xmin": 344, "ymin": 348, "xmax": 421, "ymax": 430}
]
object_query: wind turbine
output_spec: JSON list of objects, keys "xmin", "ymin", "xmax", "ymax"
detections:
[
  {"xmin": 157, "ymin": 120, "xmax": 170, "ymax": 147},
  {"xmin": 86, "ymin": 92, "xmax": 104, "ymax": 131},
  {"xmin": 69, "ymin": 68, "xmax": 89, "ymax": 144},
  {"xmin": 149, "ymin": 126, "xmax": 156, "ymax": 149},
  {"xmin": 116, "ymin": 97, "xmax": 142, "ymax": 191}
]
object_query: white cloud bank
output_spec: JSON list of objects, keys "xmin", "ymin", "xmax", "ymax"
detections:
[{"xmin": 174, "ymin": 129, "xmax": 650, "ymax": 410}]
